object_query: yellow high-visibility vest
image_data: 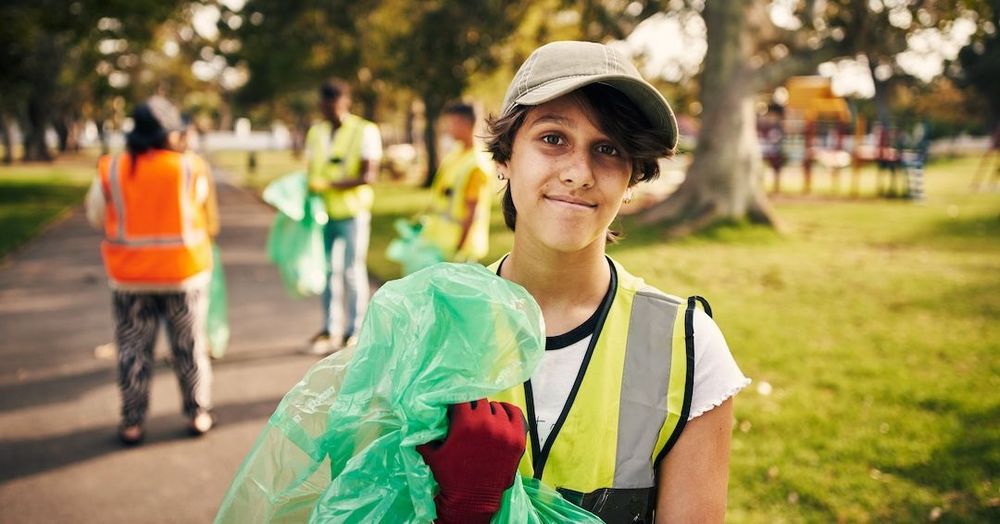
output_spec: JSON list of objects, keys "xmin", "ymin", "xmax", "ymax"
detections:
[
  {"xmin": 421, "ymin": 146, "xmax": 491, "ymax": 261},
  {"xmin": 306, "ymin": 114, "xmax": 376, "ymax": 219},
  {"xmin": 490, "ymin": 257, "xmax": 700, "ymax": 521}
]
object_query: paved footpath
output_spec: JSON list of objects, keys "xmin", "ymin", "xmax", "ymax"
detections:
[{"xmin": 0, "ymin": 180, "xmax": 357, "ymax": 523}]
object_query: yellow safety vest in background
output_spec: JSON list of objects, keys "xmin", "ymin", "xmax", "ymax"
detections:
[
  {"xmin": 491, "ymin": 258, "xmax": 699, "ymax": 522},
  {"xmin": 421, "ymin": 146, "xmax": 491, "ymax": 261},
  {"xmin": 306, "ymin": 114, "xmax": 375, "ymax": 220}
]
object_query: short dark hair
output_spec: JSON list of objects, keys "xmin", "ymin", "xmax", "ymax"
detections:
[
  {"xmin": 485, "ymin": 83, "xmax": 675, "ymax": 240},
  {"xmin": 320, "ymin": 78, "xmax": 351, "ymax": 101},
  {"xmin": 442, "ymin": 102, "xmax": 476, "ymax": 126}
]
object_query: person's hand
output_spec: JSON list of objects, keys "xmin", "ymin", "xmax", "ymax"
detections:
[{"xmin": 417, "ymin": 399, "xmax": 527, "ymax": 524}]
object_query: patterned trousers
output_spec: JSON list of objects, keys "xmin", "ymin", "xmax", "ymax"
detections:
[{"xmin": 112, "ymin": 288, "xmax": 212, "ymax": 427}]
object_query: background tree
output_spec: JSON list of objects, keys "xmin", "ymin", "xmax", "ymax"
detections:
[
  {"xmin": 365, "ymin": 0, "xmax": 527, "ymax": 185},
  {"xmin": 638, "ymin": 0, "xmax": 995, "ymax": 234},
  {"xmin": 0, "ymin": 0, "xmax": 180, "ymax": 161},
  {"xmin": 220, "ymin": 0, "xmax": 380, "ymax": 154},
  {"xmin": 954, "ymin": 0, "xmax": 1000, "ymax": 130}
]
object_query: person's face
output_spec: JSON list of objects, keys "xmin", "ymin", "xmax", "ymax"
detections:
[
  {"xmin": 320, "ymin": 94, "xmax": 351, "ymax": 121},
  {"xmin": 442, "ymin": 114, "xmax": 473, "ymax": 142},
  {"xmin": 499, "ymin": 94, "xmax": 632, "ymax": 254}
]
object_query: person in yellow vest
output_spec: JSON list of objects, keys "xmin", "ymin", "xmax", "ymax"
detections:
[
  {"xmin": 416, "ymin": 42, "xmax": 750, "ymax": 523},
  {"xmin": 420, "ymin": 103, "xmax": 492, "ymax": 262},
  {"xmin": 85, "ymin": 96, "xmax": 219, "ymax": 445},
  {"xmin": 305, "ymin": 78, "xmax": 382, "ymax": 354}
]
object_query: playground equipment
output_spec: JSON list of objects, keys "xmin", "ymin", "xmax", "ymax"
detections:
[
  {"xmin": 762, "ymin": 76, "xmax": 927, "ymax": 199},
  {"xmin": 782, "ymin": 76, "xmax": 852, "ymax": 194}
]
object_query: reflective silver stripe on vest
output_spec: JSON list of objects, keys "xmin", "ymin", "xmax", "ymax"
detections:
[
  {"xmin": 107, "ymin": 153, "xmax": 199, "ymax": 248},
  {"xmin": 614, "ymin": 289, "xmax": 682, "ymax": 488},
  {"xmin": 109, "ymin": 155, "xmax": 126, "ymax": 241}
]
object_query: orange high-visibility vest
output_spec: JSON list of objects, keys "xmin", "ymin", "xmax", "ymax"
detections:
[{"xmin": 98, "ymin": 150, "xmax": 212, "ymax": 286}]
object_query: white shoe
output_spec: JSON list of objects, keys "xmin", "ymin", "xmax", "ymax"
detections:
[
  {"xmin": 305, "ymin": 331, "xmax": 334, "ymax": 355},
  {"xmin": 189, "ymin": 411, "xmax": 214, "ymax": 436}
]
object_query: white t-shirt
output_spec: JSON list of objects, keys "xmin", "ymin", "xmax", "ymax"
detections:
[
  {"xmin": 532, "ymin": 306, "xmax": 750, "ymax": 448},
  {"xmin": 321, "ymin": 119, "xmax": 383, "ymax": 161}
]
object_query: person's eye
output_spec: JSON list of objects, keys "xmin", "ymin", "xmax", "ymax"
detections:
[
  {"xmin": 541, "ymin": 134, "xmax": 564, "ymax": 146},
  {"xmin": 596, "ymin": 143, "xmax": 620, "ymax": 156}
]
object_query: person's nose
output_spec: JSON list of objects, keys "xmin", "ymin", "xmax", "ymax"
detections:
[{"xmin": 559, "ymin": 148, "xmax": 595, "ymax": 189}]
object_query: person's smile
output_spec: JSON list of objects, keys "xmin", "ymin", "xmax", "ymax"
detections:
[{"xmin": 544, "ymin": 193, "xmax": 597, "ymax": 211}]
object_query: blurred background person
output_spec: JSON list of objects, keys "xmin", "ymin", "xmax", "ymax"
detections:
[
  {"xmin": 420, "ymin": 102, "xmax": 493, "ymax": 263},
  {"xmin": 305, "ymin": 78, "xmax": 382, "ymax": 355},
  {"xmin": 85, "ymin": 96, "xmax": 219, "ymax": 445}
]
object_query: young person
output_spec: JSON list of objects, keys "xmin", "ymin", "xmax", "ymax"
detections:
[
  {"xmin": 420, "ymin": 103, "xmax": 492, "ymax": 263},
  {"xmin": 86, "ymin": 96, "xmax": 219, "ymax": 445},
  {"xmin": 305, "ymin": 78, "xmax": 383, "ymax": 354},
  {"xmin": 417, "ymin": 41, "xmax": 750, "ymax": 523}
]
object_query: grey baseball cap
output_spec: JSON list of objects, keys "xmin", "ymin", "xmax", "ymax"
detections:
[{"xmin": 501, "ymin": 41, "xmax": 678, "ymax": 150}]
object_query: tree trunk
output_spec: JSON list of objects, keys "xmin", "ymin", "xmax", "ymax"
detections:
[
  {"xmin": 639, "ymin": 0, "xmax": 778, "ymax": 234},
  {"xmin": 22, "ymin": 93, "xmax": 52, "ymax": 162},
  {"xmin": 54, "ymin": 118, "xmax": 69, "ymax": 153},
  {"xmin": 0, "ymin": 113, "xmax": 13, "ymax": 164},
  {"xmin": 421, "ymin": 97, "xmax": 443, "ymax": 188},
  {"xmin": 868, "ymin": 59, "xmax": 892, "ymax": 126}
]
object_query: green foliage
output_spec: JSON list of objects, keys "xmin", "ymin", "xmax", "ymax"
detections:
[
  {"xmin": 955, "ymin": 0, "xmax": 1000, "ymax": 124},
  {"xmin": 0, "ymin": 0, "xmax": 183, "ymax": 158},
  {"xmin": 221, "ymin": 0, "xmax": 377, "ymax": 111}
]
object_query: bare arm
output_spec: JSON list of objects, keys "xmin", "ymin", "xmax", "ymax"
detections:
[
  {"xmin": 455, "ymin": 197, "xmax": 477, "ymax": 251},
  {"xmin": 656, "ymin": 398, "xmax": 734, "ymax": 523},
  {"xmin": 84, "ymin": 176, "xmax": 105, "ymax": 231},
  {"xmin": 455, "ymin": 169, "xmax": 486, "ymax": 252},
  {"xmin": 204, "ymin": 170, "xmax": 221, "ymax": 238}
]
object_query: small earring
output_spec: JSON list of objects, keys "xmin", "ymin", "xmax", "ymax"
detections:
[
  {"xmin": 497, "ymin": 172, "xmax": 506, "ymax": 181},
  {"xmin": 623, "ymin": 190, "xmax": 633, "ymax": 204}
]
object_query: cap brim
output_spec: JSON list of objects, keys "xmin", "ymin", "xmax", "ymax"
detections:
[{"xmin": 512, "ymin": 73, "xmax": 678, "ymax": 150}]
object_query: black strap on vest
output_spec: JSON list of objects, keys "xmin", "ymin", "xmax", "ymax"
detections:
[
  {"xmin": 691, "ymin": 295, "xmax": 713, "ymax": 318},
  {"xmin": 558, "ymin": 487, "xmax": 656, "ymax": 523}
]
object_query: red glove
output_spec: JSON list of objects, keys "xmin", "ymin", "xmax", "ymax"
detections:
[{"xmin": 417, "ymin": 399, "xmax": 527, "ymax": 524}]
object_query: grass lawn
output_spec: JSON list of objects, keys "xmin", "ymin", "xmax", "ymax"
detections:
[
  {"xmin": 0, "ymin": 156, "xmax": 96, "ymax": 258},
  {"xmin": 613, "ymin": 156, "xmax": 999, "ymax": 522}
]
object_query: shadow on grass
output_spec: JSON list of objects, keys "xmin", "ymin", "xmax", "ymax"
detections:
[
  {"xmin": 880, "ymin": 401, "xmax": 1000, "ymax": 522},
  {"xmin": 905, "ymin": 213, "xmax": 1000, "ymax": 251}
]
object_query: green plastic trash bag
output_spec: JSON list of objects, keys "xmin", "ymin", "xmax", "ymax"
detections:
[
  {"xmin": 207, "ymin": 243, "xmax": 230, "ymax": 359},
  {"xmin": 215, "ymin": 263, "xmax": 601, "ymax": 523},
  {"xmin": 263, "ymin": 172, "xmax": 329, "ymax": 297},
  {"xmin": 262, "ymin": 171, "xmax": 329, "ymax": 224},
  {"xmin": 386, "ymin": 218, "xmax": 445, "ymax": 276}
]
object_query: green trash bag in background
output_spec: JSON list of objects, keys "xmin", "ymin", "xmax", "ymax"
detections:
[
  {"xmin": 214, "ymin": 264, "xmax": 601, "ymax": 523},
  {"xmin": 263, "ymin": 172, "xmax": 329, "ymax": 297},
  {"xmin": 386, "ymin": 218, "xmax": 445, "ymax": 276},
  {"xmin": 207, "ymin": 244, "xmax": 230, "ymax": 359}
]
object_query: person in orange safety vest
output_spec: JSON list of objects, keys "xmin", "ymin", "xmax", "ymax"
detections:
[{"xmin": 85, "ymin": 96, "xmax": 219, "ymax": 445}]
